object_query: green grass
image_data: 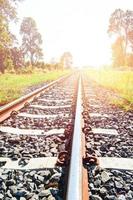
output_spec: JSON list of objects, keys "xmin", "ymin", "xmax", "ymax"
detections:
[
  {"xmin": 0, "ymin": 70, "xmax": 70, "ymax": 105},
  {"xmin": 85, "ymin": 68, "xmax": 133, "ymax": 110}
]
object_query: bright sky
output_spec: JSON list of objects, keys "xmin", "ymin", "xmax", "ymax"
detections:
[{"xmin": 13, "ymin": 0, "xmax": 133, "ymax": 67}]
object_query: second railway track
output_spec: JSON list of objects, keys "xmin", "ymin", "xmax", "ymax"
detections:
[{"xmin": 0, "ymin": 72, "xmax": 133, "ymax": 200}]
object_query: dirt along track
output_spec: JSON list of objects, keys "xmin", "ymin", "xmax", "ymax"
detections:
[{"xmin": 0, "ymin": 71, "xmax": 133, "ymax": 200}]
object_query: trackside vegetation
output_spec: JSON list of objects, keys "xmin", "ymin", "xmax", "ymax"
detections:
[
  {"xmin": 86, "ymin": 69, "xmax": 133, "ymax": 110},
  {"xmin": 0, "ymin": 70, "xmax": 70, "ymax": 106}
]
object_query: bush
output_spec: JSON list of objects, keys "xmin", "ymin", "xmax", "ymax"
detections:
[{"xmin": 17, "ymin": 66, "xmax": 33, "ymax": 74}]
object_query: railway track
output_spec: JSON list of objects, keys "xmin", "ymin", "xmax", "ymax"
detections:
[
  {"xmin": 0, "ymin": 74, "xmax": 89, "ymax": 200},
  {"xmin": 0, "ymin": 72, "xmax": 132, "ymax": 200}
]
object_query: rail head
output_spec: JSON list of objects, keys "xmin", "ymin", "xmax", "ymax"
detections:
[
  {"xmin": 66, "ymin": 77, "xmax": 82, "ymax": 200},
  {"xmin": 66, "ymin": 77, "xmax": 88, "ymax": 200}
]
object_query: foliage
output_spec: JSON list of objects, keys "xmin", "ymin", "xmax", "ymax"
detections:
[
  {"xmin": 20, "ymin": 17, "xmax": 43, "ymax": 67},
  {"xmin": 86, "ymin": 69, "xmax": 133, "ymax": 109},
  {"xmin": 111, "ymin": 37, "xmax": 125, "ymax": 67},
  {"xmin": 128, "ymin": 30, "xmax": 133, "ymax": 50},
  {"xmin": 16, "ymin": 66, "xmax": 33, "ymax": 74},
  {"xmin": 126, "ymin": 53, "xmax": 133, "ymax": 67},
  {"xmin": 0, "ymin": 17, "xmax": 13, "ymax": 73},
  {"xmin": 60, "ymin": 52, "xmax": 73, "ymax": 68},
  {"xmin": 108, "ymin": 9, "xmax": 133, "ymax": 67},
  {"xmin": 0, "ymin": 1, "xmax": 69, "ymax": 73},
  {"xmin": 0, "ymin": 0, "xmax": 17, "ymax": 22},
  {"xmin": 10, "ymin": 47, "xmax": 24, "ymax": 70},
  {"xmin": 0, "ymin": 0, "xmax": 22, "ymax": 73},
  {"xmin": 4, "ymin": 56, "xmax": 14, "ymax": 71}
]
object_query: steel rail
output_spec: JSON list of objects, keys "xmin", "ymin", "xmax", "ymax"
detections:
[
  {"xmin": 81, "ymin": 73, "xmax": 89, "ymax": 200},
  {"xmin": 66, "ymin": 77, "xmax": 88, "ymax": 200},
  {"xmin": 0, "ymin": 75, "xmax": 69, "ymax": 122}
]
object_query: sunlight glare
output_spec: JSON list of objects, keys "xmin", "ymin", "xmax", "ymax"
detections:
[{"xmin": 15, "ymin": 0, "xmax": 133, "ymax": 67}]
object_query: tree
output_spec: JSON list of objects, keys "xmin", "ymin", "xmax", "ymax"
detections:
[
  {"xmin": 20, "ymin": 17, "xmax": 43, "ymax": 67},
  {"xmin": 111, "ymin": 37, "xmax": 125, "ymax": 67},
  {"xmin": 108, "ymin": 9, "xmax": 133, "ymax": 66},
  {"xmin": 0, "ymin": 0, "xmax": 17, "ymax": 22},
  {"xmin": 128, "ymin": 30, "xmax": 133, "ymax": 51},
  {"xmin": 10, "ymin": 47, "xmax": 24, "ymax": 71},
  {"xmin": 126, "ymin": 53, "xmax": 133, "ymax": 67},
  {"xmin": 60, "ymin": 52, "xmax": 73, "ymax": 68},
  {"xmin": 0, "ymin": 0, "xmax": 22, "ymax": 73}
]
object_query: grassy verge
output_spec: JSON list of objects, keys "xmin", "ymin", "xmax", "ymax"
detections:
[
  {"xmin": 0, "ymin": 70, "xmax": 70, "ymax": 106},
  {"xmin": 85, "ymin": 68, "xmax": 133, "ymax": 110}
]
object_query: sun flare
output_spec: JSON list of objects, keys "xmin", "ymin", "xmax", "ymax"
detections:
[{"xmin": 11, "ymin": 0, "xmax": 133, "ymax": 67}]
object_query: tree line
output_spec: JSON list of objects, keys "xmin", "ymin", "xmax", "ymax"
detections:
[
  {"xmin": 0, "ymin": 0, "xmax": 73, "ymax": 73},
  {"xmin": 108, "ymin": 9, "xmax": 133, "ymax": 68},
  {"xmin": 1, "ymin": 2, "xmax": 131, "ymax": 72}
]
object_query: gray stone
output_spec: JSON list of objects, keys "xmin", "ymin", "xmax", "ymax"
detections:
[
  {"xmin": 9, "ymin": 186, "xmax": 17, "ymax": 195},
  {"xmin": 50, "ymin": 188, "xmax": 60, "ymax": 196},
  {"xmin": 1, "ymin": 174, "xmax": 8, "ymax": 180},
  {"xmin": 39, "ymin": 189, "xmax": 51, "ymax": 197},
  {"xmin": 6, "ymin": 190, "xmax": 12, "ymax": 198},
  {"xmin": 105, "ymin": 195, "xmax": 117, "ymax": 200},
  {"xmin": 37, "ymin": 175, "xmax": 44, "ymax": 182},
  {"xmin": 14, "ymin": 190, "xmax": 27, "ymax": 198},
  {"xmin": 6, "ymin": 179, "xmax": 15, "ymax": 186},
  {"xmin": 118, "ymin": 195, "xmax": 126, "ymax": 200},
  {"xmin": 100, "ymin": 187, "xmax": 107, "ymax": 196},
  {"xmin": 28, "ymin": 182, "xmax": 35, "ymax": 189},
  {"xmin": 49, "ymin": 173, "xmax": 61, "ymax": 182},
  {"xmin": 90, "ymin": 183, "xmax": 94, "ymax": 189},
  {"xmin": 47, "ymin": 195, "xmax": 56, "ymax": 200},
  {"xmin": 108, "ymin": 188, "xmax": 116, "ymax": 195},
  {"xmin": 50, "ymin": 148, "xmax": 57, "ymax": 154},
  {"xmin": 38, "ymin": 170, "xmax": 51, "ymax": 178},
  {"xmin": 20, "ymin": 198, "xmax": 26, "ymax": 200},
  {"xmin": 94, "ymin": 179, "xmax": 101, "ymax": 187},
  {"xmin": 90, "ymin": 195, "xmax": 102, "ymax": 200},
  {"xmin": 1, "ymin": 182, "xmax": 6, "ymax": 191},
  {"xmin": 101, "ymin": 171, "xmax": 111, "ymax": 183},
  {"xmin": 0, "ymin": 141, "xmax": 4, "ymax": 147},
  {"xmin": 0, "ymin": 194, "xmax": 4, "ymax": 199},
  {"xmin": 29, "ymin": 170, "xmax": 36, "ymax": 177},
  {"xmin": 126, "ymin": 191, "xmax": 133, "ymax": 199},
  {"xmin": 11, "ymin": 198, "xmax": 17, "ymax": 200},
  {"xmin": 5, "ymin": 198, "xmax": 11, "ymax": 200},
  {"xmin": 115, "ymin": 181, "xmax": 124, "ymax": 190},
  {"xmin": 25, "ymin": 193, "xmax": 34, "ymax": 199}
]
